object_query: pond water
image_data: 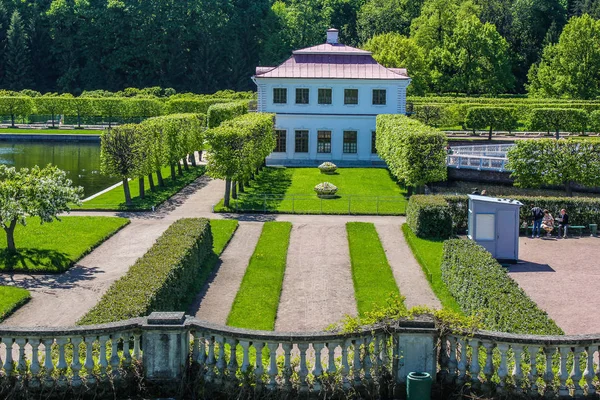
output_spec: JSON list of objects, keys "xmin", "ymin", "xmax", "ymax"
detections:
[{"xmin": 0, "ymin": 141, "xmax": 118, "ymax": 197}]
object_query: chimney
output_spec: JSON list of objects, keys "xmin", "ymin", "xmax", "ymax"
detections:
[{"xmin": 326, "ymin": 28, "xmax": 339, "ymax": 44}]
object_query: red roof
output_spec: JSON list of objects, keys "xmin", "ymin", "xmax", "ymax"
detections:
[{"xmin": 255, "ymin": 44, "xmax": 409, "ymax": 80}]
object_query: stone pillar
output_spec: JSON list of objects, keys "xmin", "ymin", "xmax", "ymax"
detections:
[
  {"xmin": 142, "ymin": 312, "xmax": 189, "ymax": 382},
  {"xmin": 395, "ymin": 330, "xmax": 437, "ymax": 383}
]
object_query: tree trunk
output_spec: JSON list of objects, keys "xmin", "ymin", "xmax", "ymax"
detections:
[
  {"xmin": 11, "ymin": 114, "xmax": 15, "ymax": 128},
  {"xmin": 183, "ymin": 157, "xmax": 189, "ymax": 171},
  {"xmin": 488, "ymin": 127, "xmax": 493, "ymax": 141},
  {"xmin": 4, "ymin": 219, "xmax": 17, "ymax": 253},
  {"xmin": 138, "ymin": 177, "xmax": 145, "ymax": 199},
  {"xmin": 51, "ymin": 113, "xmax": 56, "ymax": 128},
  {"xmin": 170, "ymin": 164, "xmax": 177, "ymax": 181},
  {"xmin": 77, "ymin": 113, "xmax": 82, "ymax": 129},
  {"xmin": 148, "ymin": 174, "xmax": 156, "ymax": 191},
  {"xmin": 177, "ymin": 162, "xmax": 183, "ymax": 176},
  {"xmin": 198, "ymin": 150, "xmax": 203, "ymax": 162},
  {"xmin": 224, "ymin": 178, "xmax": 232, "ymax": 208},
  {"xmin": 108, "ymin": 116, "xmax": 112, "ymax": 129},
  {"xmin": 556, "ymin": 129, "xmax": 560, "ymax": 140},
  {"xmin": 190, "ymin": 152, "xmax": 197, "ymax": 167},
  {"xmin": 232, "ymin": 181, "xmax": 238, "ymax": 199},
  {"xmin": 157, "ymin": 169, "xmax": 165, "ymax": 187},
  {"xmin": 565, "ymin": 181, "xmax": 573, "ymax": 197},
  {"xmin": 239, "ymin": 181, "xmax": 244, "ymax": 193},
  {"xmin": 123, "ymin": 178, "xmax": 132, "ymax": 205}
]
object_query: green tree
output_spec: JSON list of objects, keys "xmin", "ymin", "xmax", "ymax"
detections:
[
  {"xmin": 356, "ymin": 0, "xmax": 425, "ymax": 42},
  {"xmin": 4, "ymin": 10, "xmax": 32, "ymax": 91},
  {"xmin": 590, "ymin": 110, "xmax": 600, "ymax": 132},
  {"xmin": 0, "ymin": 2, "xmax": 9, "ymax": 86},
  {"xmin": 100, "ymin": 125, "xmax": 140, "ymax": 205},
  {"xmin": 64, "ymin": 97, "xmax": 96, "ymax": 128},
  {"xmin": 465, "ymin": 107, "xmax": 518, "ymax": 139},
  {"xmin": 0, "ymin": 164, "xmax": 83, "ymax": 252},
  {"xmin": 34, "ymin": 94, "xmax": 70, "ymax": 128},
  {"xmin": 527, "ymin": 14, "xmax": 600, "ymax": 99},
  {"xmin": 528, "ymin": 108, "xmax": 589, "ymax": 139},
  {"xmin": 96, "ymin": 98, "xmax": 126, "ymax": 128},
  {"xmin": 125, "ymin": 98, "xmax": 164, "ymax": 121},
  {"xmin": 0, "ymin": 96, "xmax": 34, "ymax": 127}
]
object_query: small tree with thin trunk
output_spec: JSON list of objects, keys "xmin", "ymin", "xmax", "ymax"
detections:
[
  {"xmin": 65, "ymin": 97, "xmax": 95, "ymax": 128},
  {"xmin": 100, "ymin": 125, "xmax": 140, "ymax": 205},
  {"xmin": 34, "ymin": 94, "xmax": 70, "ymax": 128},
  {"xmin": 0, "ymin": 96, "xmax": 33, "ymax": 127},
  {"xmin": 0, "ymin": 164, "xmax": 83, "ymax": 253}
]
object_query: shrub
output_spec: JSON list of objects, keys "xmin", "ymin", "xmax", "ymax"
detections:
[
  {"xmin": 590, "ymin": 110, "xmax": 600, "ymax": 133},
  {"xmin": 527, "ymin": 108, "xmax": 589, "ymax": 137},
  {"xmin": 314, "ymin": 182, "xmax": 338, "ymax": 196},
  {"xmin": 79, "ymin": 218, "xmax": 213, "ymax": 325},
  {"xmin": 441, "ymin": 239, "xmax": 563, "ymax": 335},
  {"xmin": 318, "ymin": 162, "xmax": 337, "ymax": 174},
  {"xmin": 406, "ymin": 195, "xmax": 452, "ymax": 239},
  {"xmin": 464, "ymin": 107, "xmax": 518, "ymax": 139},
  {"xmin": 165, "ymin": 98, "xmax": 231, "ymax": 115},
  {"xmin": 207, "ymin": 100, "xmax": 249, "ymax": 128}
]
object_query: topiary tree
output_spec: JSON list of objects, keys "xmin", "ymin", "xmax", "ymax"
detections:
[
  {"xmin": 528, "ymin": 108, "xmax": 589, "ymax": 139},
  {"xmin": 412, "ymin": 104, "xmax": 445, "ymax": 127},
  {"xmin": 590, "ymin": 110, "xmax": 600, "ymax": 133},
  {"xmin": 0, "ymin": 96, "xmax": 33, "ymax": 127},
  {"xmin": 207, "ymin": 100, "xmax": 249, "ymax": 128},
  {"xmin": 126, "ymin": 98, "xmax": 164, "ymax": 122},
  {"xmin": 0, "ymin": 164, "xmax": 83, "ymax": 252},
  {"xmin": 34, "ymin": 94, "xmax": 71, "ymax": 128},
  {"xmin": 465, "ymin": 107, "xmax": 518, "ymax": 139},
  {"xmin": 96, "ymin": 98, "xmax": 126, "ymax": 128},
  {"xmin": 64, "ymin": 97, "xmax": 96, "ymax": 128}
]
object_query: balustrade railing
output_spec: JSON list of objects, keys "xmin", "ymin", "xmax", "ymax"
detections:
[
  {"xmin": 450, "ymin": 144, "xmax": 514, "ymax": 156},
  {"xmin": 446, "ymin": 154, "xmax": 509, "ymax": 171}
]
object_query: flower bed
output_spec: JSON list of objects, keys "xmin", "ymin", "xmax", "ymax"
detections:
[
  {"xmin": 318, "ymin": 162, "xmax": 337, "ymax": 174},
  {"xmin": 314, "ymin": 182, "xmax": 338, "ymax": 198}
]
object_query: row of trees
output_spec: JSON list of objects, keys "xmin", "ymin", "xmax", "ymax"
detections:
[
  {"xmin": 100, "ymin": 114, "xmax": 206, "ymax": 205},
  {"xmin": 507, "ymin": 139, "xmax": 600, "ymax": 196}
]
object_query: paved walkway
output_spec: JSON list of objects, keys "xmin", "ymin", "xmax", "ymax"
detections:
[
  {"xmin": 275, "ymin": 224, "xmax": 357, "ymax": 332},
  {"xmin": 375, "ymin": 224, "xmax": 441, "ymax": 310},
  {"xmin": 508, "ymin": 236, "xmax": 600, "ymax": 335},
  {"xmin": 189, "ymin": 222, "xmax": 263, "ymax": 324}
]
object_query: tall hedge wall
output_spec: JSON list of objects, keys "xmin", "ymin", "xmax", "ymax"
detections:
[
  {"xmin": 442, "ymin": 239, "xmax": 563, "ymax": 335},
  {"xmin": 406, "ymin": 195, "xmax": 452, "ymax": 239},
  {"xmin": 165, "ymin": 98, "xmax": 231, "ymax": 115},
  {"xmin": 207, "ymin": 100, "xmax": 249, "ymax": 128},
  {"xmin": 79, "ymin": 218, "xmax": 213, "ymax": 325}
]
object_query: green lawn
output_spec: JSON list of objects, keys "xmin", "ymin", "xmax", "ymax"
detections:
[
  {"xmin": 214, "ymin": 167, "xmax": 408, "ymax": 215},
  {"xmin": 0, "ymin": 286, "xmax": 31, "ymax": 322},
  {"xmin": 346, "ymin": 222, "xmax": 403, "ymax": 316},
  {"xmin": 0, "ymin": 216, "xmax": 129, "ymax": 273},
  {"xmin": 227, "ymin": 222, "xmax": 292, "ymax": 330},
  {"xmin": 401, "ymin": 224, "xmax": 462, "ymax": 314},
  {"xmin": 211, "ymin": 220, "xmax": 239, "ymax": 255},
  {"xmin": 79, "ymin": 165, "xmax": 205, "ymax": 210},
  {"xmin": 0, "ymin": 128, "xmax": 100, "ymax": 135}
]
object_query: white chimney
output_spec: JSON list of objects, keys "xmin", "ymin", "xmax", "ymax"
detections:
[{"xmin": 326, "ymin": 28, "xmax": 339, "ymax": 44}]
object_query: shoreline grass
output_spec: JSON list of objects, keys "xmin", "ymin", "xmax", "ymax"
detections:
[
  {"xmin": 346, "ymin": 222, "xmax": 403, "ymax": 316},
  {"xmin": 0, "ymin": 216, "xmax": 129, "ymax": 273},
  {"xmin": 227, "ymin": 222, "xmax": 292, "ymax": 330},
  {"xmin": 78, "ymin": 165, "xmax": 205, "ymax": 211},
  {"xmin": 0, "ymin": 286, "xmax": 31, "ymax": 322},
  {"xmin": 401, "ymin": 224, "xmax": 462, "ymax": 314}
]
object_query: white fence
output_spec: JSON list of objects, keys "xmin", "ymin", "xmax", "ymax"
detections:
[{"xmin": 447, "ymin": 144, "xmax": 513, "ymax": 172}]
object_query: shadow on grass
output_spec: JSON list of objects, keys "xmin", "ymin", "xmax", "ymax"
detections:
[
  {"xmin": 232, "ymin": 168, "xmax": 293, "ymax": 212},
  {"xmin": 0, "ymin": 248, "xmax": 72, "ymax": 273}
]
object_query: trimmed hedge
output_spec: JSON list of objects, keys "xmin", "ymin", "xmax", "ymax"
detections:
[
  {"xmin": 207, "ymin": 100, "xmax": 249, "ymax": 128},
  {"xmin": 442, "ymin": 239, "xmax": 563, "ymax": 335},
  {"xmin": 79, "ymin": 218, "xmax": 213, "ymax": 325},
  {"xmin": 165, "ymin": 98, "xmax": 231, "ymax": 115},
  {"xmin": 528, "ymin": 108, "xmax": 589, "ymax": 135},
  {"xmin": 464, "ymin": 107, "xmax": 517, "ymax": 137},
  {"xmin": 406, "ymin": 195, "xmax": 452, "ymax": 239},
  {"xmin": 443, "ymin": 195, "xmax": 600, "ymax": 234},
  {"xmin": 590, "ymin": 110, "xmax": 600, "ymax": 133}
]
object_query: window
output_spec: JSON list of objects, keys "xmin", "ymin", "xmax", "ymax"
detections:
[
  {"xmin": 295, "ymin": 130, "xmax": 309, "ymax": 153},
  {"xmin": 318, "ymin": 88, "xmax": 332, "ymax": 105},
  {"xmin": 274, "ymin": 130, "xmax": 286, "ymax": 153},
  {"xmin": 372, "ymin": 89, "xmax": 387, "ymax": 105},
  {"xmin": 475, "ymin": 214, "xmax": 495, "ymax": 241},
  {"xmin": 295, "ymin": 88, "xmax": 309, "ymax": 104},
  {"xmin": 343, "ymin": 131, "xmax": 357, "ymax": 154},
  {"xmin": 273, "ymin": 88, "xmax": 287, "ymax": 104},
  {"xmin": 317, "ymin": 131, "xmax": 332, "ymax": 153},
  {"xmin": 371, "ymin": 131, "xmax": 377, "ymax": 154},
  {"xmin": 344, "ymin": 89, "xmax": 358, "ymax": 105}
]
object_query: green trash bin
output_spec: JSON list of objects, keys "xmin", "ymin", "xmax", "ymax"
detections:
[
  {"xmin": 590, "ymin": 224, "xmax": 598, "ymax": 237},
  {"xmin": 407, "ymin": 372, "xmax": 432, "ymax": 400}
]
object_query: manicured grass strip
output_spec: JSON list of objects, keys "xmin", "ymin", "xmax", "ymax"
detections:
[
  {"xmin": 401, "ymin": 224, "xmax": 462, "ymax": 314},
  {"xmin": 227, "ymin": 222, "xmax": 292, "ymax": 331},
  {"xmin": 346, "ymin": 222, "xmax": 403, "ymax": 316},
  {"xmin": 0, "ymin": 286, "xmax": 31, "ymax": 322},
  {"xmin": 0, "ymin": 216, "xmax": 129, "ymax": 273},
  {"xmin": 79, "ymin": 165, "xmax": 205, "ymax": 211},
  {"xmin": 210, "ymin": 220, "xmax": 239, "ymax": 255},
  {"xmin": 0, "ymin": 128, "xmax": 100, "ymax": 135}
]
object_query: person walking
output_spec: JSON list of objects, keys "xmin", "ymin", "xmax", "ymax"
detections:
[
  {"xmin": 557, "ymin": 209, "xmax": 569, "ymax": 238},
  {"xmin": 530, "ymin": 203, "xmax": 544, "ymax": 238}
]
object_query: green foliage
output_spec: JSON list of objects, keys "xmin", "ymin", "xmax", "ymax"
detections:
[
  {"xmin": 227, "ymin": 222, "xmax": 292, "ymax": 331},
  {"xmin": 79, "ymin": 218, "xmax": 213, "ymax": 325},
  {"xmin": 125, "ymin": 98, "xmax": 164, "ymax": 118},
  {"xmin": 412, "ymin": 104, "xmax": 446, "ymax": 126},
  {"xmin": 441, "ymin": 239, "xmax": 563, "ymax": 335},
  {"xmin": 406, "ymin": 195, "xmax": 452, "ymax": 239},
  {"xmin": 207, "ymin": 100, "xmax": 249, "ymax": 128},
  {"xmin": 0, "ymin": 96, "xmax": 34, "ymax": 126},
  {"xmin": 95, "ymin": 98, "xmax": 126, "ymax": 127},
  {"xmin": 33, "ymin": 94, "xmax": 71, "ymax": 127},
  {"xmin": 166, "ymin": 98, "xmax": 231, "ymax": 115},
  {"xmin": 0, "ymin": 286, "xmax": 30, "ymax": 322},
  {"xmin": 100, "ymin": 124, "xmax": 141, "ymax": 204},
  {"xmin": 346, "ymin": 222, "xmax": 403, "ymax": 316},
  {"xmin": 376, "ymin": 114, "xmax": 447, "ymax": 188},
  {"xmin": 527, "ymin": 108, "xmax": 589, "ymax": 136},
  {"xmin": 464, "ymin": 107, "xmax": 518, "ymax": 137},
  {"xmin": 4, "ymin": 10, "xmax": 31, "ymax": 91},
  {"xmin": 591, "ymin": 110, "xmax": 600, "ymax": 133}
]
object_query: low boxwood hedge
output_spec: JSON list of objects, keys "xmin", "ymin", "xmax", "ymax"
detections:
[
  {"xmin": 406, "ymin": 195, "xmax": 452, "ymax": 239},
  {"xmin": 79, "ymin": 218, "xmax": 213, "ymax": 325},
  {"xmin": 441, "ymin": 239, "xmax": 563, "ymax": 335}
]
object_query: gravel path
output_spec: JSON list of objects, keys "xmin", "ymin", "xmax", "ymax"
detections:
[
  {"xmin": 375, "ymin": 224, "xmax": 441, "ymax": 310},
  {"xmin": 275, "ymin": 223, "xmax": 357, "ymax": 332},
  {"xmin": 189, "ymin": 222, "xmax": 263, "ymax": 324}
]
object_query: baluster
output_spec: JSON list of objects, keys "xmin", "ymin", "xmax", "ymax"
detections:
[
  {"xmin": 71, "ymin": 337, "xmax": 83, "ymax": 387},
  {"xmin": 84, "ymin": 336, "xmax": 96, "ymax": 385},
  {"xmin": 482, "ymin": 342, "xmax": 495, "ymax": 392},
  {"xmin": 312, "ymin": 343, "xmax": 324, "ymax": 393},
  {"xmin": 192, "ymin": 331, "xmax": 200, "ymax": 363},
  {"xmin": 2, "ymin": 337, "xmax": 14, "ymax": 377},
  {"xmin": 557, "ymin": 346, "xmax": 570, "ymax": 398},
  {"xmin": 122, "ymin": 334, "xmax": 132, "ymax": 368},
  {"xmin": 195, "ymin": 332, "xmax": 206, "ymax": 367},
  {"xmin": 282, "ymin": 343, "xmax": 293, "ymax": 391},
  {"xmin": 543, "ymin": 347, "xmax": 556, "ymax": 397},
  {"xmin": 298, "ymin": 343, "xmax": 310, "ymax": 393},
  {"xmin": 341, "ymin": 339, "xmax": 351, "ymax": 390},
  {"xmin": 29, "ymin": 339, "xmax": 42, "ymax": 388},
  {"xmin": 239, "ymin": 340, "xmax": 250, "ymax": 374},
  {"xmin": 227, "ymin": 338, "xmax": 238, "ymax": 385},
  {"xmin": 447, "ymin": 336, "xmax": 458, "ymax": 383},
  {"xmin": 98, "ymin": 335, "xmax": 109, "ymax": 380},
  {"xmin": 496, "ymin": 343, "xmax": 509, "ymax": 394},
  {"xmin": 352, "ymin": 338, "xmax": 363, "ymax": 387},
  {"xmin": 584, "ymin": 346, "xmax": 596, "ymax": 396},
  {"xmin": 254, "ymin": 341, "xmax": 265, "ymax": 390},
  {"xmin": 327, "ymin": 341, "xmax": 338, "ymax": 377},
  {"xmin": 373, "ymin": 335, "xmax": 382, "ymax": 377},
  {"xmin": 55, "ymin": 337, "xmax": 68, "ymax": 387},
  {"xmin": 469, "ymin": 339, "xmax": 481, "ymax": 390},
  {"xmin": 511, "ymin": 344, "xmax": 524, "ymax": 393},
  {"xmin": 205, "ymin": 336, "xmax": 216, "ymax": 383},
  {"xmin": 43, "ymin": 338, "xmax": 54, "ymax": 387},
  {"xmin": 570, "ymin": 346, "xmax": 584, "ymax": 398},
  {"xmin": 528, "ymin": 346, "xmax": 540, "ymax": 396},
  {"xmin": 15, "ymin": 338, "xmax": 26, "ymax": 377},
  {"xmin": 267, "ymin": 342, "xmax": 278, "ymax": 391},
  {"xmin": 456, "ymin": 337, "xmax": 467, "ymax": 385},
  {"xmin": 133, "ymin": 334, "xmax": 141, "ymax": 359},
  {"xmin": 215, "ymin": 335, "xmax": 226, "ymax": 384},
  {"xmin": 363, "ymin": 336, "xmax": 373, "ymax": 385},
  {"xmin": 381, "ymin": 335, "xmax": 390, "ymax": 373},
  {"xmin": 110, "ymin": 334, "xmax": 120, "ymax": 380}
]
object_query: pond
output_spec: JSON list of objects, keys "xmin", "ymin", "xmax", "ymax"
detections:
[{"xmin": 0, "ymin": 141, "xmax": 118, "ymax": 197}]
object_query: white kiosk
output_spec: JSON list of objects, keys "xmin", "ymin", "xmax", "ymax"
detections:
[{"xmin": 467, "ymin": 195, "xmax": 523, "ymax": 262}]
